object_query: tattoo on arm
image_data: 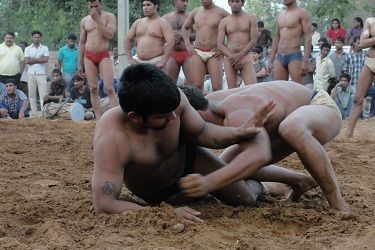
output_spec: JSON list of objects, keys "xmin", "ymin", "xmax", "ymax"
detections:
[{"xmin": 101, "ymin": 181, "xmax": 116, "ymax": 196}]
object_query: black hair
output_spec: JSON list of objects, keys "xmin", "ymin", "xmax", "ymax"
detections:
[
  {"xmin": 340, "ymin": 73, "xmax": 351, "ymax": 82},
  {"xmin": 19, "ymin": 41, "xmax": 28, "ymax": 47},
  {"xmin": 145, "ymin": 0, "xmax": 160, "ymax": 11},
  {"xmin": 52, "ymin": 68, "xmax": 62, "ymax": 76},
  {"xmin": 336, "ymin": 37, "xmax": 345, "ymax": 44},
  {"xmin": 353, "ymin": 36, "xmax": 361, "ymax": 44},
  {"xmin": 320, "ymin": 42, "xmax": 331, "ymax": 50},
  {"xmin": 31, "ymin": 30, "xmax": 42, "ymax": 37},
  {"xmin": 88, "ymin": 0, "xmax": 101, "ymax": 2},
  {"xmin": 251, "ymin": 47, "xmax": 262, "ymax": 54},
  {"xmin": 318, "ymin": 37, "xmax": 328, "ymax": 44},
  {"xmin": 4, "ymin": 79, "xmax": 16, "ymax": 85},
  {"xmin": 5, "ymin": 31, "xmax": 15, "ymax": 38},
  {"xmin": 331, "ymin": 18, "xmax": 341, "ymax": 29},
  {"xmin": 257, "ymin": 21, "xmax": 264, "ymax": 28},
  {"xmin": 354, "ymin": 17, "xmax": 363, "ymax": 28},
  {"xmin": 179, "ymin": 85, "xmax": 208, "ymax": 111},
  {"xmin": 312, "ymin": 23, "xmax": 318, "ymax": 29},
  {"xmin": 118, "ymin": 63, "xmax": 181, "ymax": 118},
  {"xmin": 68, "ymin": 33, "xmax": 77, "ymax": 41}
]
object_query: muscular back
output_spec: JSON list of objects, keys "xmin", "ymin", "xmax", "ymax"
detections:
[
  {"xmin": 276, "ymin": 8, "xmax": 308, "ymax": 54},
  {"xmin": 82, "ymin": 11, "xmax": 114, "ymax": 51},
  {"xmin": 192, "ymin": 6, "xmax": 228, "ymax": 50}
]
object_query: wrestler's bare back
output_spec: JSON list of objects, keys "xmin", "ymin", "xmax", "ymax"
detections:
[
  {"xmin": 81, "ymin": 11, "xmax": 114, "ymax": 52},
  {"xmin": 94, "ymin": 106, "xmax": 188, "ymax": 198},
  {"xmin": 207, "ymin": 81, "xmax": 313, "ymax": 136},
  {"xmin": 276, "ymin": 8, "xmax": 308, "ymax": 54},
  {"xmin": 192, "ymin": 6, "xmax": 228, "ymax": 49}
]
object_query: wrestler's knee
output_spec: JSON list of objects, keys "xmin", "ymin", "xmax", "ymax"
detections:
[
  {"xmin": 279, "ymin": 118, "xmax": 310, "ymax": 149},
  {"xmin": 89, "ymin": 86, "xmax": 99, "ymax": 95},
  {"xmin": 105, "ymin": 86, "xmax": 116, "ymax": 96}
]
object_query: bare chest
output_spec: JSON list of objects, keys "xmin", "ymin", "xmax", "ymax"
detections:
[
  {"xmin": 278, "ymin": 13, "xmax": 301, "ymax": 30},
  {"xmin": 168, "ymin": 15, "xmax": 188, "ymax": 30},
  {"xmin": 195, "ymin": 12, "xmax": 222, "ymax": 30},
  {"xmin": 226, "ymin": 18, "xmax": 251, "ymax": 36},
  {"xmin": 136, "ymin": 21, "xmax": 164, "ymax": 40},
  {"xmin": 84, "ymin": 16, "xmax": 107, "ymax": 33}
]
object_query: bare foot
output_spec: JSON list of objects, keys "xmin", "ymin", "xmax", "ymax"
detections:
[
  {"xmin": 286, "ymin": 174, "xmax": 318, "ymax": 202},
  {"xmin": 326, "ymin": 190, "xmax": 351, "ymax": 215},
  {"xmin": 262, "ymin": 182, "xmax": 292, "ymax": 198}
]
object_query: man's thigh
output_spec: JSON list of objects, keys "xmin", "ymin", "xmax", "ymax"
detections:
[
  {"xmin": 223, "ymin": 59, "xmax": 238, "ymax": 89},
  {"xmin": 239, "ymin": 62, "xmax": 257, "ymax": 85},
  {"xmin": 279, "ymin": 105, "xmax": 342, "ymax": 145},
  {"xmin": 188, "ymin": 54, "xmax": 207, "ymax": 89},
  {"xmin": 192, "ymin": 147, "xmax": 263, "ymax": 206},
  {"xmin": 288, "ymin": 60, "xmax": 303, "ymax": 83},
  {"xmin": 273, "ymin": 60, "xmax": 289, "ymax": 80},
  {"xmin": 207, "ymin": 56, "xmax": 223, "ymax": 91}
]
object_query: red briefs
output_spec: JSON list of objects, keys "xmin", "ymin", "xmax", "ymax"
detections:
[
  {"xmin": 172, "ymin": 50, "xmax": 191, "ymax": 66},
  {"xmin": 84, "ymin": 50, "xmax": 110, "ymax": 66}
]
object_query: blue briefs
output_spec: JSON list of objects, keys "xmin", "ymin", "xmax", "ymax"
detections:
[{"xmin": 276, "ymin": 51, "xmax": 303, "ymax": 68}]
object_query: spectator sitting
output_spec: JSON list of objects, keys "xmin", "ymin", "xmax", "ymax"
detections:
[
  {"xmin": 326, "ymin": 18, "xmax": 346, "ymax": 45},
  {"xmin": 331, "ymin": 73, "xmax": 353, "ymax": 120},
  {"xmin": 317, "ymin": 37, "xmax": 328, "ymax": 48},
  {"xmin": 0, "ymin": 79, "xmax": 29, "ymax": 119},
  {"xmin": 346, "ymin": 17, "xmax": 363, "ymax": 45},
  {"xmin": 43, "ymin": 69, "xmax": 66, "ymax": 105},
  {"xmin": 329, "ymin": 37, "xmax": 348, "ymax": 83},
  {"xmin": 250, "ymin": 47, "xmax": 267, "ymax": 83},
  {"xmin": 70, "ymin": 73, "xmax": 94, "ymax": 120},
  {"xmin": 0, "ymin": 81, "xmax": 5, "ymax": 94}
]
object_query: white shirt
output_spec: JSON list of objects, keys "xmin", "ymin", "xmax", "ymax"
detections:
[
  {"xmin": 24, "ymin": 43, "xmax": 49, "ymax": 75},
  {"xmin": 314, "ymin": 56, "xmax": 335, "ymax": 91}
]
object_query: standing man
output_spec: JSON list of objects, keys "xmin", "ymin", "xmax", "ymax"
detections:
[
  {"xmin": 313, "ymin": 43, "xmax": 336, "ymax": 92},
  {"xmin": 347, "ymin": 17, "xmax": 375, "ymax": 137},
  {"xmin": 256, "ymin": 21, "xmax": 272, "ymax": 53},
  {"xmin": 182, "ymin": 0, "xmax": 229, "ymax": 91},
  {"xmin": 162, "ymin": 0, "xmax": 194, "ymax": 84},
  {"xmin": 24, "ymin": 30, "xmax": 49, "ymax": 117},
  {"xmin": 0, "ymin": 31, "xmax": 25, "ymax": 89},
  {"xmin": 329, "ymin": 37, "xmax": 347, "ymax": 83},
  {"xmin": 57, "ymin": 33, "xmax": 78, "ymax": 97},
  {"xmin": 217, "ymin": 0, "xmax": 258, "ymax": 88},
  {"xmin": 268, "ymin": 0, "xmax": 312, "ymax": 83},
  {"xmin": 124, "ymin": 0, "xmax": 174, "ymax": 74},
  {"xmin": 311, "ymin": 23, "xmax": 321, "ymax": 46},
  {"xmin": 79, "ymin": 0, "xmax": 118, "ymax": 119}
]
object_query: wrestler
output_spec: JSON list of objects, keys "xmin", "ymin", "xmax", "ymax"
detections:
[
  {"xmin": 162, "ymin": 0, "xmax": 195, "ymax": 84},
  {"xmin": 217, "ymin": 0, "xmax": 258, "ymax": 88},
  {"xmin": 78, "ymin": 0, "xmax": 118, "ymax": 119},
  {"xmin": 268, "ymin": 0, "xmax": 312, "ymax": 83},
  {"xmin": 182, "ymin": 0, "xmax": 229, "ymax": 91},
  {"xmin": 180, "ymin": 82, "xmax": 350, "ymax": 214},
  {"xmin": 92, "ymin": 63, "xmax": 316, "ymax": 223},
  {"xmin": 346, "ymin": 17, "xmax": 375, "ymax": 137},
  {"xmin": 124, "ymin": 0, "xmax": 174, "ymax": 75}
]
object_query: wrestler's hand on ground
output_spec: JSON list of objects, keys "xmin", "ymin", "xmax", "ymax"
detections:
[
  {"xmin": 179, "ymin": 174, "xmax": 210, "ymax": 198},
  {"xmin": 174, "ymin": 206, "xmax": 204, "ymax": 223}
]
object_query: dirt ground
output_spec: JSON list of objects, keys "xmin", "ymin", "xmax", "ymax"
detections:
[{"xmin": 1, "ymin": 118, "xmax": 374, "ymax": 249}]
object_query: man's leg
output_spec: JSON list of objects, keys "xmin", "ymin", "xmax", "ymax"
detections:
[
  {"xmin": 37, "ymin": 75, "xmax": 48, "ymax": 110},
  {"xmin": 239, "ymin": 62, "xmax": 257, "ymax": 85},
  {"xmin": 186, "ymin": 54, "xmax": 207, "ymax": 91},
  {"xmin": 347, "ymin": 66, "xmax": 375, "ymax": 137},
  {"xmin": 288, "ymin": 60, "xmax": 303, "ymax": 83},
  {"xmin": 165, "ymin": 57, "xmax": 180, "ymax": 84},
  {"xmin": 84, "ymin": 58, "xmax": 101, "ymax": 119},
  {"xmin": 192, "ymin": 147, "xmax": 264, "ymax": 206},
  {"xmin": 278, "ymin": 105, "xmax": 349, "ymax": 212},
  {"xmin": 272, "ymin": 60, "xmax": 289, "ymax": 80},
  {"xmin": 223, "ymin": 58, "xmax": 239, "ymax": 89},
  {"xmin": 207, "ymin": 56, "xmax": 224, "ymax": 91},
  {"xmin": 27, "ymin": 74, "xmax": 38, "ymax": 116},
  {"xmin": 99, "ymin": 58, "xmax": 118, "ymax": 112},
  {"xmin": 182, "ymin": 57, "xmax": 194, "ymax": 85}
]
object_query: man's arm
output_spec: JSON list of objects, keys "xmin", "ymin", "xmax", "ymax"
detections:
[
  {"xmin": 217, "ymin": 18, "xmax": 232, "ymax": 57},
  {"xmin": 91, "ymin": 11, "xmax": 116, "ymax": 40},
  {"xmin": 180, "ymin": 90, "xmax": 273, "ymax": 148},
  {"xmin": 268, "ymin": 18, "xmax": 280, "ymax": 71},
  {"xmin": 158, "ymin": 19, "xmax": 175, "ymax": 67},
  {"xmin": 92, "ymin": 130, "xmax": 144, "ymax": 213},
  {"xmin": 359, "ymin": 18, "xmax": 375, "ymax": 49},
  {"xmin": 78, "ymin": 19, "xmax": 87, "ymax": 73},
  {"xmin": 237, "ymin": 15, "xmax": 258, "ymax": 58},
  {"xmin": 301, "ymin": 10, "xmax": 312, "ymax": 74},
  {"xmin": 124, "ymin": 21, "xmax": 138, "ymax": 65},
  {"xmin": 182, "ymin": 10, "xmax": 196, "ymax": 54}
]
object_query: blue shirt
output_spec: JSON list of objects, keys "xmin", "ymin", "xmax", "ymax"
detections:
[{"xmin": 58, "ymin": 45, "xmax": 78, "ymax": 75}]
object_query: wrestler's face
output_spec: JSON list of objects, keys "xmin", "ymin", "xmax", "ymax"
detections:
[
  {"xmin": 200, "ymin": 0, "xmax": 212, "ymax": 8},
  {"xmin": 88, "ymin": 0, "xmax": 101, "ymax": 14},
  {"xmin": 283, "ymin": 0, "xmax": 295, "ymax": 6},
  {"xmin": 228, "ymin": 0, "xmax": 243, "ymax": 13},
  {"xmin": 175, "ymin": 0, "xmax": 188, "ymax": 12},
  {"xmin": 143, "ymin": 1, "xmax": 158, "ymax": 16},
  {"xmin": 5, "ymin": 83, "xmax": 16, "ymax": 95},
  {"xmin": 4, "ymin": 34, "xmax": 14, "ymax": 47},
  {"xmin": 143, "ymin": 112, "xmax": 176, "ymax": 130}
]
